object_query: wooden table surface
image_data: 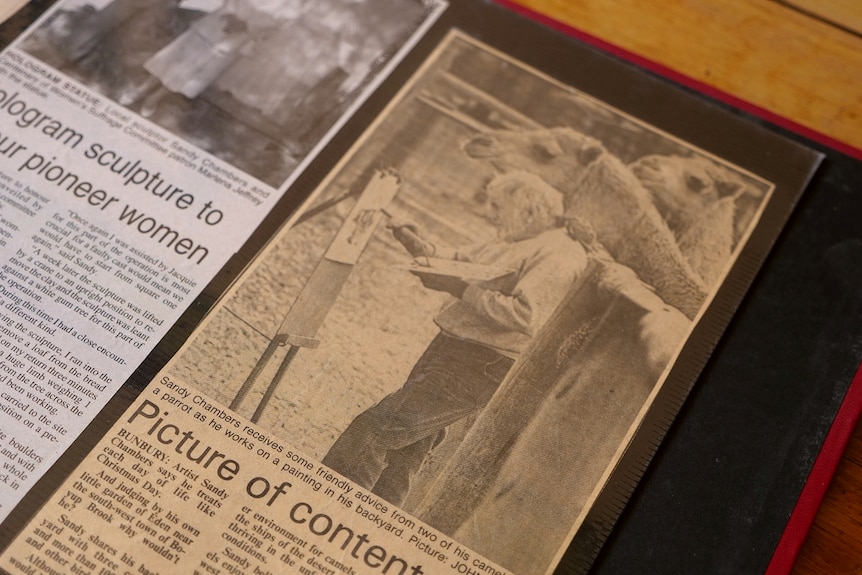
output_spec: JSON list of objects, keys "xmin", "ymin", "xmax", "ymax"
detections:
[
  {"xmin": 1, "ymin": 0, "xmax": 860, "ymax": 573},
  {"xmin": 511, "ymin": 3, "xmax": 862, "ymax": 574}
]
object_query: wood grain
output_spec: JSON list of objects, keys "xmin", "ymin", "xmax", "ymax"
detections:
[{"xmin": 782, "ymin": 0, "xmax": 862, "ymax": 36}]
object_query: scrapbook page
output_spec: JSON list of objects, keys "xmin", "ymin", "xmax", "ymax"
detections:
[{"xmin": 0, "ymin": 1, "xmax": 821, "ymax": 574}]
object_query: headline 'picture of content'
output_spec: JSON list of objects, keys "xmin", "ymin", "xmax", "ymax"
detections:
[
  {"xmin": 18, "ymin": 0, "xmax": 445, "ymax": 187},
  {"xmin": 167, "ymin": 32, "xmax": 772, "ymax": 575}
]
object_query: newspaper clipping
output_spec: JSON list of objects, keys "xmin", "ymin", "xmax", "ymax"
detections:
[
  {"xmin": 1, "ymin": 30, "xmax": 775, "ymax": 575},
  {"xmin": 0, "ymin": 0, "xmax": 445, "ymax": 524}
]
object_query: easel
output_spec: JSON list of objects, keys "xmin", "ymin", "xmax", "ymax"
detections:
[{"xmin": 230, "ymin": 170, "xmax": 400, "ymax": 422}]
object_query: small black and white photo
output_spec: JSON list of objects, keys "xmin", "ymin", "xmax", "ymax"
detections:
[
  {"xmin": 165, "ymin": 31, "xmax": 772, "ymax": 575},
  {"xmin": 17, "ymin": 0, "xmax": 445, "ymax": 186}
]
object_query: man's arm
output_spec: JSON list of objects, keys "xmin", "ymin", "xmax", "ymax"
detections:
[{"xmin": 460, "ymin": 241, "xmax": 586, "ymax": 336}]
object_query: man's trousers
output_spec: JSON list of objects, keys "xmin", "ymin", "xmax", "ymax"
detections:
[{"xmin": 322, "ymin": 333, "xmax": 515, "ymax": 506}]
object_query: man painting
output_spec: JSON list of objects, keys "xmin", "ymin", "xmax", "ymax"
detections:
[{"xmin": 322, "ymin": 171, "xmax": 588, "ymax": 506}]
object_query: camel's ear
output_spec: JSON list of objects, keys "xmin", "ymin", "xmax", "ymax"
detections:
[
  {"xmin": 578, "ymin": 143, "xmax": 603, "ymax": 166},
  {"xmin": 533, "ymin": 135, "xmax": 565, "ymax": 160},
  {"xmin": 685, "ymin": 173, "xmax": 708, "ymax": 193}
]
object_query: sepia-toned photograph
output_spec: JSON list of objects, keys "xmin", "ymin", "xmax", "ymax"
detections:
[
  {"xmin": 167, "ymin": 31, "xmax": 773, "ymax": 574},
  {"xmin": 17, "ymin": 0, "xmax": 445, "ymax": 186}
]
